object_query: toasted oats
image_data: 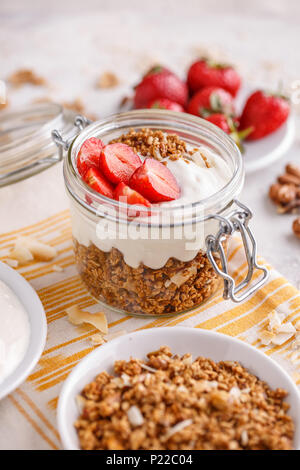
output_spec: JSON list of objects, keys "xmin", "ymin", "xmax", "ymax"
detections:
[
  {"xmin": 110, "ymin": 128, "xmax": 187, "ymax": 161},
  {"xmin": 66, "ymin": 305, "xmax": 108, "ymax": 334},
  {"xmin": 75, "ymin": 347, "xmax": 294, "ymax": 450},
  {"xmin": 74, "ymin": 240, "xmax": 223, "ymax": 316}
]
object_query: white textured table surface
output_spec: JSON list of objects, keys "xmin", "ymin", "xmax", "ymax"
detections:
[{"xmin": 1, "ymin": 0, "xmax": 300, "ymax": 285}]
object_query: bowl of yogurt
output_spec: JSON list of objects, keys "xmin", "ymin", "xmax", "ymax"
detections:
[{"xmin": 0, "ymin": 261, "xmax": 47, "ymax": 400}]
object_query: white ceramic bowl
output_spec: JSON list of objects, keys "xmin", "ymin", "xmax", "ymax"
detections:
[
  {"xmin": 0, "ymin": 261, "xmax": 47, "ymax": 400},
  {"xmin": 58, "ymin": 327, "xmax": 300, "ymax": 450}
]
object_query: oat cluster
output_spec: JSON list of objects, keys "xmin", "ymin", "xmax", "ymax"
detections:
[
  {"xmin": 74, "ymin": 242, "xmax": 221, "ymax": 316},
  {"xmin": 75, "ymin": 346, "xmax": 294, "ymax": 450},
  {"xmin": 110, "ymin": 128, "xmax": 188, "ymax": 161}
]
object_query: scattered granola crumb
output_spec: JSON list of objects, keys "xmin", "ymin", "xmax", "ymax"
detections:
[
  {"xmin": 62, "ymin": 98, "xmax": 85, "ymax": 114},
  {"xmin": 8, "ymin": 69, "xmax": 46, "ymax": 87},
  {"xmin": 0, "ymin": 101, "xmax": 8, "ymax": 110},
  {"xmin": 96, "ymin": 72, "xmax": 119, "ymax": 89},
  {"xmin": 66, "ymin": 305, "xmax": 108, "ymax": 334},
  {"xmin": 62, "ymin": 98, "xmax": 97, "ymax": 121},
  {"xmin": 75, "ymin": 346, "xmax": 294, "ymax": 450}
]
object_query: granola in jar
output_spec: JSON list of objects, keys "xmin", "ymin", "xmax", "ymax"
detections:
[
  {"xmin": 62, "ymin": 110, "xmax": 267, "ymax": 316},
  {"xmin": 71, "ymin": 127, "xmax": 231, "ymax": 316}
]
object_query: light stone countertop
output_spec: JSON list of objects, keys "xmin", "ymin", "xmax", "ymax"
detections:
[{"xmin": 0, "ymin": 0, "xmax": 300, "ymax": 285}]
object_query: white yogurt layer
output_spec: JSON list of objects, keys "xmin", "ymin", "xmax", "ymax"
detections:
[
  {"xmin": 71, "ymin": 145, "xmax": 232, "ymax": 269},
  {"xmin": 161, "ymin": 147, "xmax": 232, "ymax": 207},
  {"xmin": 0, "ymin": 280, "xmax": 30, "ymax": 385}
]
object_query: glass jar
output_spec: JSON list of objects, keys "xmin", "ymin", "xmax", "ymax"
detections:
[{"xmin": 59, "ymin": 110, "xmax": 268, "ymax": 317}]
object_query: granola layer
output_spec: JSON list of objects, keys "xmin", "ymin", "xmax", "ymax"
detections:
[
  {"xmin": 75, "ymin": 346, "xmax": 294, "ymax": 450},
  {"xmin": 74, "ymin": 239, "xmax": 222, "ymax": 316}
]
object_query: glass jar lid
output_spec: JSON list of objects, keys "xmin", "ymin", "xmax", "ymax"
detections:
[{"xmin": 0, "ymin": 102, "xmax": 77, "ymax": 187}]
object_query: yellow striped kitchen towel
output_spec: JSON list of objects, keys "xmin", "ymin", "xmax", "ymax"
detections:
[{"xmin": 0, "ymin": 209, "xmax": 300, "ymax": 450}]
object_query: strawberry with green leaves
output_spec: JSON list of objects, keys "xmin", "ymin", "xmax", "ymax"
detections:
[
  {"xmin": 239, "ymin": 90, "xmax": 290, "ymax": 140},
  {"xmin": 134, "ymin": 66, "xmax": 188, "ymax": 109},
  {"xmin": 187, "ymin": 58, "xmax": 241, "ymax": 97},
  {"xmin": 205, "ymin": 113, "xmax": 253, "ymax": 151},
  {"xmin": 147, "ymin": 98, "xmax": 184, "ymax": 112},
  {"xmin": 187, "ymin": 86, "xmax": 234, "ymax": 118}
]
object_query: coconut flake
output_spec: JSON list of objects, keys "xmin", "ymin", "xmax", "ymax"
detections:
[
  {"xmin": 267, "ymin": 311, "xmax": 285, "ymax": 331},
  {"xmin": 66, "ymin": 305, "xmax": 108, "ymax": 334},
  {"xmin": 241, "ymin": 430, "xmax": 249, "ymax": 446},
  {"xmin": 15, "ymin": 236, "xmax": 57, "ymax": 261},
  {"xmin": 165, "ymin": 265, "xmax": 197, "ymax": 288},
  {"xmin": 229, "ymin": 386, "xmax": 241, "ymax": 403},
  {"xmin": 258, "ymin": 330, "xmax": 275, "ymax": 345},
  {"xmin": 121, "ymin": 373, "xmax": 132, "ymax": 387},
  {"xmin": 277, "ymin": 322, "xmax": 296, "ymax": 334},
  {"xmin": 272, "ymin": 332, "xmax": 295, "ymax": 346},
  {"xmin": 9, "ymin": 246, "xmax": 33, "ymax": 265},
  {"xmin": 76, "ymin": 395, "xmax": 86, "ymax": 413},
  {"xmin": 90, "ymin": 333, "xmax": 104, "ymax": 345},
  {"xmin": 127, "ymin": 406, "xmax": 144, "ymax": 427},
  {"xmin": 2, "ymin": 258, "xmax": 18, "ymax": 268},
  {"xmin": 163, "ymin": 419, "xmax": 193, "ymax": 441},
  {"xmin": 140, "ymin": 363, "xmax": 157, "ymax": 373}
]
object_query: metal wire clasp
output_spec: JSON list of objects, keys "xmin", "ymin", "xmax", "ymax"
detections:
[
  {"xmin": 51, "ymin": 115, "xmax": 92, "ymax": 160},
  {"xmin": 206, "ymin": 199, "xmax": 269, "ymax": 302}
]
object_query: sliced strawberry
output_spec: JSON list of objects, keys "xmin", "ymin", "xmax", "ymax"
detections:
[
  {"xmin": 129, "ymin": 159, "xmax": 180, "ymax": 203},
  {"xmin": 84, "ymin": 167, "xmax": 114, "ymax": 199},
  {"xmin": 114, "ymin": 182, "xmax": 151, "ymax": 207},
  {"xmin": 77, "ymin": 137, "xmax": 104, "ymax": 177},
  {"xmin": 99, "ymin": 143, "xmax": 142, "ymax": 185}
]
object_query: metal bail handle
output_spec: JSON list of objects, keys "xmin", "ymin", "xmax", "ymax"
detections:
[
  {"xmin": 51, "ymin": 114, "xmax": 92, "ymax": 160},
  {"xmin": 206, "ymin": 199, "xmax": 269, "ymax": 303}
]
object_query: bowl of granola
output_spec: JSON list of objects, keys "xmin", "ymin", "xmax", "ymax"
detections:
[
  {"xmin": 58, "ymin": 110, "xmax": 268, "ymax": 318},
  {"xmin": 57, "ymin": 327, "xmax": 300, "ymax": 450}
]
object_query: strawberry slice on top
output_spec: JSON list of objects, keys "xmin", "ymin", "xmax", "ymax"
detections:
[
  {"xmin": 114, "ymin": 182, "xmax": 151, "ymax": 207},
  {"xmin": 129, "ymin": 159, "xmax": 180, "ymax": 203},
  {"xmin": 84, "ymin": 167, "xmax": 114, "ymax": 199},
  {"xmin": 77, "ymin": 137, "xmax": 104, "ymax": 177},
  {"xmin": 100, "ymin": 143, "xmax": 142, "ymax": 185}
]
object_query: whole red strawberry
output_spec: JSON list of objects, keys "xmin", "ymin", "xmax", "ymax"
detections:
[
  {"xmin": 134, "ymin": 66, "xmax": 188, "ymax": 109},
  {"xmin": 187, "ymin": 86, "xmax": 234, "ymax": 118},
  {"xmin": 205, "ymin": 113, "xmax": 252, "ymax": 151},
  {"xmin": 147, "ymin": 98, "xmax": 184, "ymax": 112},
  {"xmin": 205, "ymin": 113, "xmax": 232, "ymax": 133},
  {"xmin": 187, "ymin": 58, "xmax": 241, "ymax": 97},
  {"xmin": 239, "ymin": 90, "xmax": 290, "ymax": 141}
]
